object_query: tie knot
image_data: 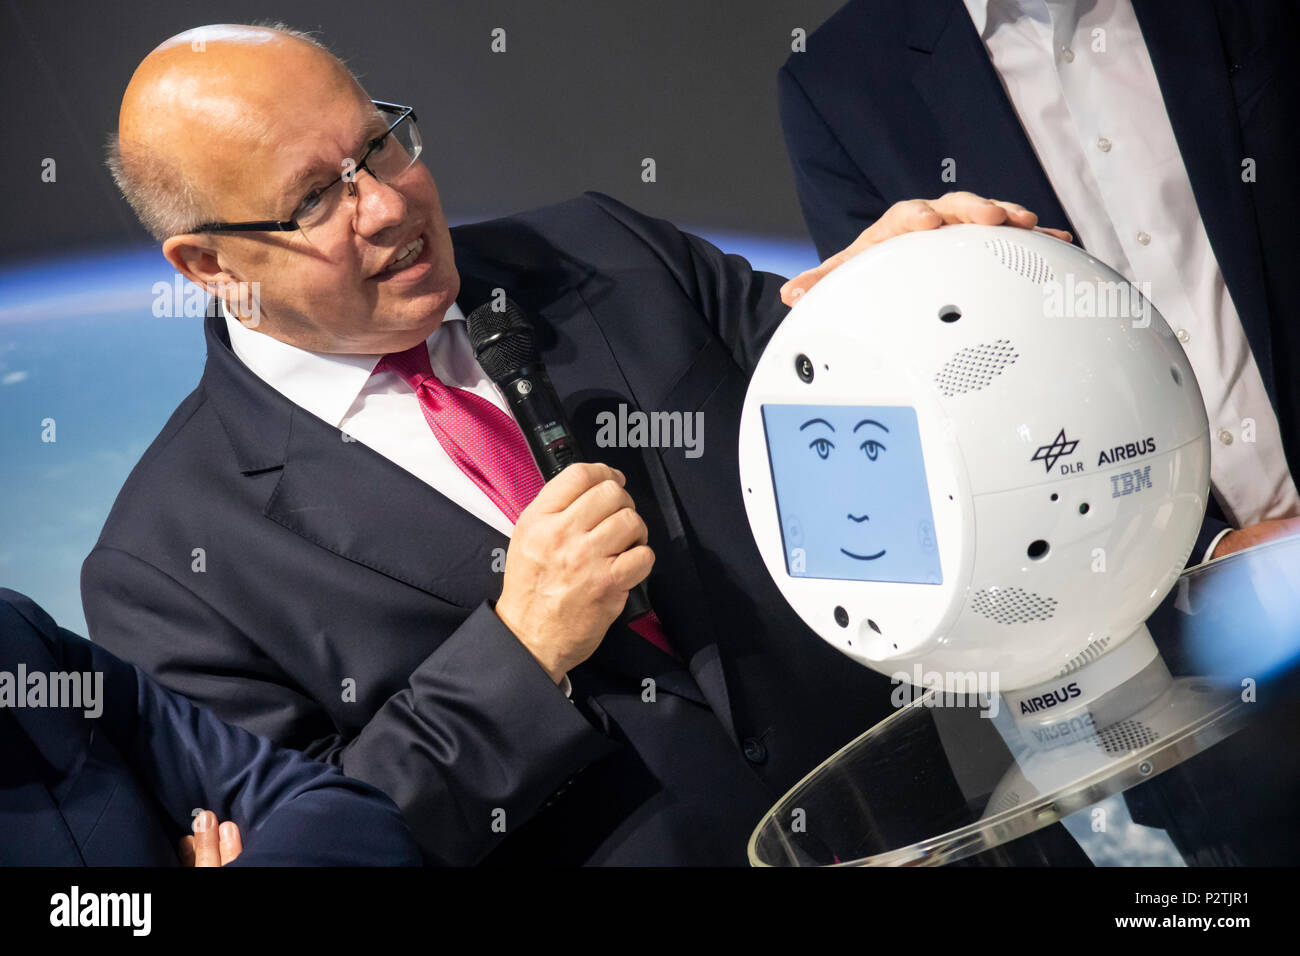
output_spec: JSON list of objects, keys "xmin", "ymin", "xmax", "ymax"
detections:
[{"xmin": 377, "ymin": 340, "xmax": 438, "ymax": 390}]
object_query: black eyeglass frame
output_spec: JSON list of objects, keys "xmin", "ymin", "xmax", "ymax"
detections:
[{"xmin": 189, "ymin": 100, "xmax": 418, "ymax": 234}]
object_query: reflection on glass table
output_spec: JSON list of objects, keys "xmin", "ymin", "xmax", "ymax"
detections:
[{"xmin": 749, "ymin": 534, "xmax": 1300, "ymax": 866}]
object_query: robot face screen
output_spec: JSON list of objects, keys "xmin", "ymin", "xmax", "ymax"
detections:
[{"xmin": 761, "ymin": 404, "xmax": 943, "ymax": 585}]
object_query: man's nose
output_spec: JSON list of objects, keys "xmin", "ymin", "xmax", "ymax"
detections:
[{"xmin": 351, "ymin": 170, "xmax": 408, "ymax": 237}]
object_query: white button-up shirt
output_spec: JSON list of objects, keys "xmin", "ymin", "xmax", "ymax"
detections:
[{"xmin": 963, "ymin": 0, "xmax": 1300, "ymax": 559}]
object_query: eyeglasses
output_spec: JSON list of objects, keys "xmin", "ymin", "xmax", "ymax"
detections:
[{"xmin": 190, "ymin": 101, "xmax": 422, "ymax": 237}]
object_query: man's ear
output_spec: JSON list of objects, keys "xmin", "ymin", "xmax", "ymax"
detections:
[{"xmin": 161, "ymin": 235, "xmax": 253, "ymax": 321}]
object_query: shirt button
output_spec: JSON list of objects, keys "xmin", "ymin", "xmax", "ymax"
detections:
[
  {"xmin": 1137, "ymin": 231, "xmax": 1151, "ymax": 245},
  {"xmin": 1217, "ymin": 428, "xmax": 1234, "ymax": 445},
  {"xmin": 1097, "ymin": 136, "xmax": 1111, "ymax": 152},
  {"xmin": 742, "ymin": 737, "xmax": 768, "ymax": 764},
  {"xmin": 1062, "ymin": 46, "xmax": 1075, "ymax": 62},
  {"xmin": 1176, "ymin": 328, "xmax": 1190, "ymax": 343}
]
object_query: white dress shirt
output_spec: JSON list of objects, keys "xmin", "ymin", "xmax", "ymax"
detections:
[
  {"xmin": 963, "ymin": 0, "xmax": 1300, "ymax": 560},
  {"xmin": 224, "ymin": 303, "xmax": 573, "ymax": 695}
]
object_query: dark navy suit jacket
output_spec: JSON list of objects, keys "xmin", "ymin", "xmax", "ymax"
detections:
[
  {"xmin": 779, "ymin": 0, "xmax": 1300, "ymax": 562},
  {"xmin": 79, "ymin": 191, "xmax": 926, "ymax": 867},
  {"xmin": 0, "ymin": 589, "xmax": 420, "ymax": 866}
]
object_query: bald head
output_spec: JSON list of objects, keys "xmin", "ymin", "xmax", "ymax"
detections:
[{"xmin": 109, "ymin": 23, "xmax": 361, "ymax": 238}]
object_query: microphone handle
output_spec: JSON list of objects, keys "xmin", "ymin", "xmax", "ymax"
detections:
[
  {"xmin": 622, "ymin": 580, "xmax": 653, "ymax": 621},
  {"xmin": 499, "ymin": 366, "xmax": 653, "ymax": 623}
]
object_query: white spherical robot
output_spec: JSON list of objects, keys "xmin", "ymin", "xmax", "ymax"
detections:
[{"xmin": 738, "ymin": 224, "xmax": 1210, "ymax": 710}]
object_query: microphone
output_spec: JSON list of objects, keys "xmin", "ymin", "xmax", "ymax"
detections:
[{"xmin": 467, "ymin": 298, "xmax": 652, "ymax": 620}]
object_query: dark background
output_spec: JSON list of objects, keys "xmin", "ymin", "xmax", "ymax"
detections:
[{"xmin": 1, "ymin": 0, "xmax": 844, "ymax": 261}]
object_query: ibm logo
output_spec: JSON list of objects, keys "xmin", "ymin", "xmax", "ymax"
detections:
[{"xmin": 1109, "ymin": 465, "xmax": 1152, "ymax": 498}]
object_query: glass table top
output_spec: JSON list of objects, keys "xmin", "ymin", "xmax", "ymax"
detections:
[{"xmin": 748, "ymin": 534, "xmax": 1300, "ymax": 866}]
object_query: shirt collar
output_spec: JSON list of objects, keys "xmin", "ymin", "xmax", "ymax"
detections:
[
  {"xmin": 223, "ymin": 300, "xmax": 467, "ymax": 428},
  {"xmin": 964, "ymin": 0, "xmax": 1079, "ymax": 39},
  {"xmin": 964, "ymin": 0, "xmax": 992, "ymax": 36}
]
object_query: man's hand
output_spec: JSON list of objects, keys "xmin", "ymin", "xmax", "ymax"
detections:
[
  {"xmin": 780, "ymin": 192, "xmax": 1073, "ymax": 306},
  {"xmin": 496, "ymin": 463, "xmax": 654, "ymax": 683},
  {"xmin": 1209, "ymin": 516, "xmax": 1300, "ymax": 560},
  {"xmin": 179, "ymin": 810, "xmax": 242, "ymax": 866}
]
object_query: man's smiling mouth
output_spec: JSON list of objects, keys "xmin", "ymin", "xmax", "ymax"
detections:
[{"xmin": 378, "ymin": 235, "xmax": 425, "ymax": 275}]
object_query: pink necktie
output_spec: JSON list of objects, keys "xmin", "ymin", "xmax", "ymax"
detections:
[
  {"xmin": 628, "ymin": 609, "xmax": 675, "ymax": 659},
  {"xmin": 378, "ymin": 341, "xmax": 677, "ymax": 659},
  {"xmin": 377, "ymin": 342, "xmax": 544, "ymax": 522}
]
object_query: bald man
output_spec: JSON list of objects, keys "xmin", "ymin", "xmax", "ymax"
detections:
[{"xmin": 83, "ymin": 23, "xmax": 1065, "ymax": 865}]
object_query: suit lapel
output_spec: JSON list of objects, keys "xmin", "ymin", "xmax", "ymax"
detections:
[
  {"xmin": 0, "ymin": 705, "xmax": 87, "ymax": 865},
  {"xmin": 905, "ymin": 1, "xmax": 1078, "ymax": 239},
  {"xmin": 0, "ymin": 778, "xmax": 83, "ymax": 865},
  {"xmin": 266, "ymin": 407, "xmax": 510, "ymax": 607}
]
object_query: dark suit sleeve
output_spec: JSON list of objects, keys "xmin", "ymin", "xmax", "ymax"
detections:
[
  {"xmin": 82, "ymin": 548, "xmax": 616, "ymax": 866},
  {"xmin": 1190, "ymin": 498, "xmax": 1232, "ymax": 567},
  {"xmin": 778, "ymin": 62, "xmax": 890, "ymax": 262},
  {"xmin": 1, "ymin": 589, "xmax": 421, "ymax": 866}
]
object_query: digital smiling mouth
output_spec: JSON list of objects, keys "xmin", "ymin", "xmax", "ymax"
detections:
[
  {"xmin": 841, "ymin": 514, "xmax": 884, "ymax": 559},
  {"xmin": 840, "ymin": 548, "xmax": 886, "ymax": 560}
]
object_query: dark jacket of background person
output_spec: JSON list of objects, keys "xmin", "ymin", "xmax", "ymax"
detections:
[
  {"xmin": 778, "ymin": 0, "xmax": 1300, "ymax": 566},
  {"xmin": 0, "ymin": 589, "xmax": 421, "ymax": 866}
]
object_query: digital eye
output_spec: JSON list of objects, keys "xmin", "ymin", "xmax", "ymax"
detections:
[
  {"xmin": 809, "ymin": 437, "xmax": 834, "ymax": 460},
  {"xmin": 861, "ymin": 440, "xmax": 886, "ymax": 461}
]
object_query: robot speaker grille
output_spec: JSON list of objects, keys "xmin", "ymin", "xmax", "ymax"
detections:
[
  {"xmin": 1057, "ymin": 636, "xmax": 1113, "ymax": 677},
  {"xmin": 934, "ymin": 339, "xmax": 1020, "ymax": 396},
  {"xmin": 985, "ymin": 237, "xmax": 1055, "ymax": 285},
  {"xmin": 971, "ymin": 586, "xmax": 1058, "ymax": 624},
  {"xmin": 1095, "ymin": 719, "xmax": 1159, "ymax": 756}
]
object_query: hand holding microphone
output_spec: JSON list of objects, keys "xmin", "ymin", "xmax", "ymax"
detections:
[
  {"xmin": 495, "ymin": 463, "xmax": 655, "ymax": 682},
  {"xmin": 468, "ymin": 300, "xmax": 656, "ymax": 681}
]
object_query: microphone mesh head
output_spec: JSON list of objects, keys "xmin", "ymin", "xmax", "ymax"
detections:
[{"xmin": 466, "ymin": 298, "xmax": 539, "ymax": 382}]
